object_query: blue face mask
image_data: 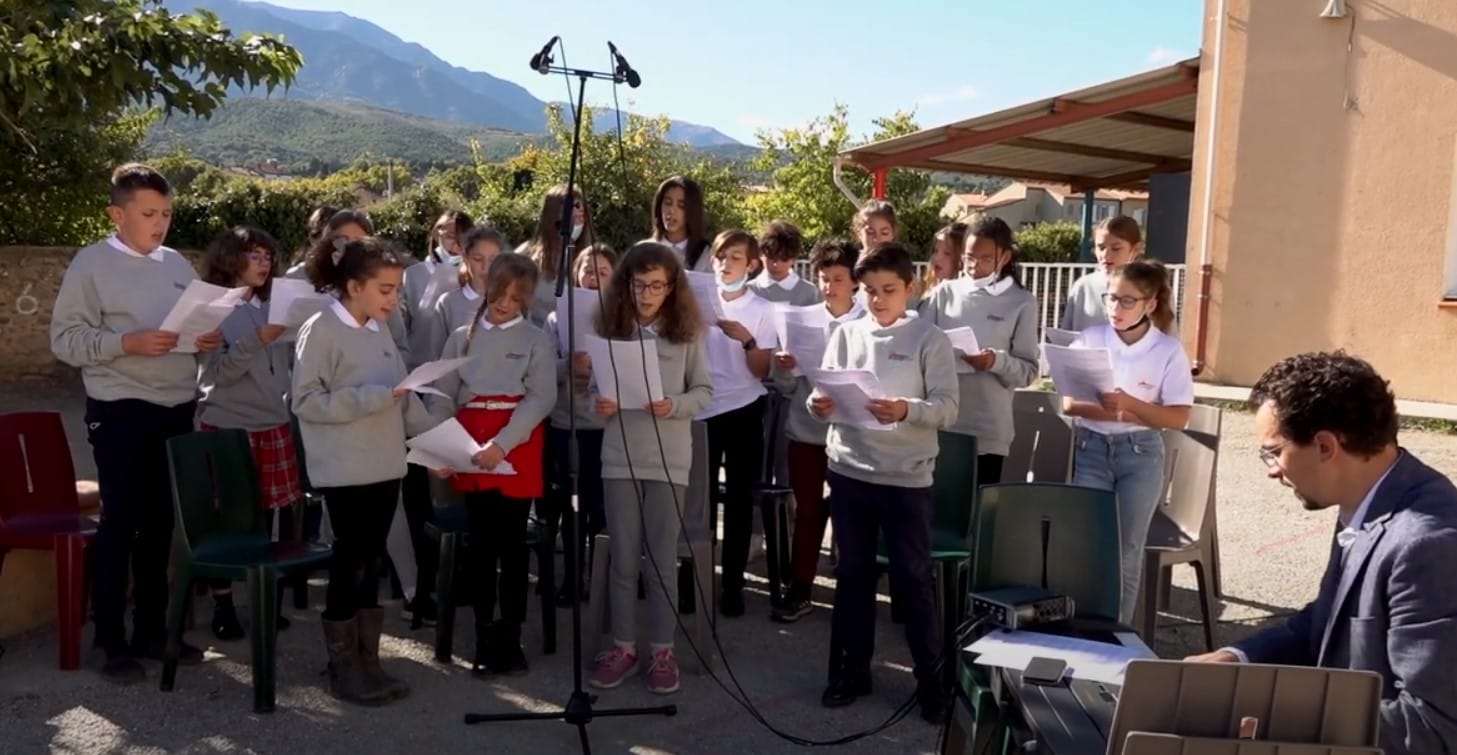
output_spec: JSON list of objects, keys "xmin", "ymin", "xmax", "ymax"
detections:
[
  {"xmin": 434, "ymin": 246, "xmax": 461, "ymax": 266},
  {"xmin": 718, "ymin": 275, "xmax": 749, "ymax": 293},
  {"xmin": 571, "ymin": 223, "xmax": 584, "ymax": 242}
]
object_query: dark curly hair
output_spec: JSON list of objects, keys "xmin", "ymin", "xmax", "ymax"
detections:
[
  {"xmin": 758, "ymin": 219, "xmax": 804, "ymax": 262},
  {"xmin": 1248, "ymin": 351, "xmax": 1398, "ymax": 458}
]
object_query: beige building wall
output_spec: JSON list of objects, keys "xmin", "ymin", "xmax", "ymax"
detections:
[{"xmin": 1183, "ymin": 0, "xmax": 1457, "ymax": 403}]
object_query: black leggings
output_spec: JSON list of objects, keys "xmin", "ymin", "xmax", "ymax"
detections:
[
  {"xmin": 976, "ymin": 454, "xmax": 1005, "ymax": 488},
  {"xmin": 707, "ymin": 396, "xmax": 767, "ymax": 595},
  {"xmin": 466, "ymin": 490, "xmax": 533, "ymax": 627},
  {"xmin": 321, "ymin": 479, "xmax": 401, "ymax": 621}
]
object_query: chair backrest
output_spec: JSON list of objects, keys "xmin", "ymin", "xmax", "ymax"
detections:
[
  {"xmin": 973, "ymin": 482, "xmax": 1122, "ymax": 620},
  {"xmin": 166, "ymin": 429, "xmax": 269, "ymax": 559},
  {"xmin": 1156, "ymin": 427, "xmax": 1219, "ymax": 541},
  {"xmin": 932, "ymin": 431, "xmax": 978, "ymax": 546},
  {"xmin": 1003, "ymin": 391, "xmax": 1075, "ymax": 484},
  {"xmin": 0, "ymin": 412, "xmax": 81, "ymax": 521},
  {"xmin": 1184, "ymin": 403, "xmax": 1223, "ymax": 435}
]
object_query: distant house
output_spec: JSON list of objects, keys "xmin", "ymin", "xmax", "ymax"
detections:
[{"xmin": 940, "ymin": 181, "xmax": 1148, "ymax": 228}]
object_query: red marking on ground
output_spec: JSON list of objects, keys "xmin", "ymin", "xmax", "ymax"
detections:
[{"xmin": 1253, "ymin": 523, "xmax": 1329, "ymax": 555}]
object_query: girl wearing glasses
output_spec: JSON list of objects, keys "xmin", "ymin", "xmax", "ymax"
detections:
[
  {"xmin": 588, "ymin": 242, "xmax": 713, "ymax": 696},
  {"xmin": 1061, "ymin": 216, "xmax": 1145, "ymax": 331},
  {"xmin": 1063, "ymin": 259, "xmax": 1193, "ymax": 624},
  {"xmin": 197, "ymin": 226, "xmax": 301, "ymax": 641}
]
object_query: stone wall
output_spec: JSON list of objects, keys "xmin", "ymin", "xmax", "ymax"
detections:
[{"xmin": 0, "ymin": 246, "xmax": 202, "ymax": 384}]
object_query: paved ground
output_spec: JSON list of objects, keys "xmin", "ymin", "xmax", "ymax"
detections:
[{"xmin": 4, "ymin": 387, "xmax": 1457, "ymax": 754}]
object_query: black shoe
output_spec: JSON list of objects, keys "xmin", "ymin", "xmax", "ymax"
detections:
[
  {"xmin": 556, "ymin": 581, "xmax": 587, "ymax": 606},
  {"xmin": 402, "ymin": 595, "xmax": 438, "ymax": 628},
  {"xmin": 471, "ymin": 622, "xmax": 496, "ymax": 675},
  {"xmin": 821, "ymin": 675, "xmax": 872, "ymax": 708},
  {"xmin": 211, "ymin": 599, "xmax": 245, "ymax": 642},
  {"xmin": 487, "ymin": 623, "xmax": 529, "ymax": 676},
  {"xmin": 719, "ymin": 589, "xmax": 745, "ymax": 618},
  {"xmin": 918, "ymin": 684, "xmax": 950, "ymax": 724},
  {"xmin": 100, "ymin": 650, "xmax": 147, "ymax": 684},
  {"xmin": 276, "ymin": 613, "xmax": 292, "ymax": 631},
  {"xmin": 771, "ymin": 597, "xmax": 812, "ymax": 623},
  {"xmin": 131, "ymin": 635, "xmax": 204, "ymax": 666}
]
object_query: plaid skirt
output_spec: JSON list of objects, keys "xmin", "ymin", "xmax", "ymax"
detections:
[{"xmin": 200, "ymin": 422, "xmax": 303, "ymax": 510}]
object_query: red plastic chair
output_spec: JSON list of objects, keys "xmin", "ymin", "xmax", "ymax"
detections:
[{"xmin": 0, "ymin": 412, "xmax": 98, "ymax": 670}]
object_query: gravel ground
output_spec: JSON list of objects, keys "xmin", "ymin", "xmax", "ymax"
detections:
[{"xmin": 3, "ymin": 389, "xmax": 1456, "ymax": 754}]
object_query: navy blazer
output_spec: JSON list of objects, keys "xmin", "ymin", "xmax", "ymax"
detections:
[{"xmin": 1234, "ymin": 451, "xmax": 1457, "ymax": 754}]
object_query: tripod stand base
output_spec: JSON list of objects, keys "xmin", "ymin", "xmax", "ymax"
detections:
[{"xmin": 465, "ymin": 690, "xmax": 676, "ymax": 754}]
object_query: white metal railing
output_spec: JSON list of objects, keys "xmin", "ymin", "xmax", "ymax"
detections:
[{"xmin": 791, "ymin": 260, "xmax": 1188, "ymax": 339}]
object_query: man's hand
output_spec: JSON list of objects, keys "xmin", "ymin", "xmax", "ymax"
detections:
[
  {"xmin": 122, "ymin": 330, "xmax": 179, "ymax": 356},
  {"xmin": 1184, "ymin": 649, "xmax": 1240, "ymax": 664}
]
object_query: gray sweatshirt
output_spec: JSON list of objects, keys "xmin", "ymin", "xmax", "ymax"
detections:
[
  {"xmin": 50, "ymin": 238, "xmax": 202, "ymax": 407},
  {"xmin": 198, "ymin": 298, "xmax": 293, "ymax": 431},
  {"xmin": 291, "ymin": 302, "xmax": 436, "ymax": 488},
  {"xmin": 426, "ymin": 317, "xmax": 557, "ymax": 454},
  {"xmin": 1060, "ymin": 270, "xmax": 1109, "ymax": 331},
  {"xmin": 545, "ymin": 312, "xmax": 605, "ymax": 431},
  {"xmin": 920, "ymin": 277, "xmax": 1041, "ymax": 455},
  {"xmin": 285, "ymin": 262, "xmax": 413, "ymax": 364},
  {"xmin": 430, "ymin": 285, "xmax": 482, "ymax": 363},
  {"xmin": 814, "ymin": 313, "xmax": 959, "ymax": 489},
  {"xmin": 751, "ymin": 272, "xmax": 821, "ymax": 307},
  {"xmin": 528, "ymin": 275, "xmax": 558, "ymax": 329},
  {"xmin": 771, "ymin": 302, "xmax": 866, "ymax": 445},
  {"xmin": 401, "ymin": 256, "xmax": 455, "ymax": 369},
  {"xmin": 597, "ymin": 326, "xmax": 714, "ymax": 487}
]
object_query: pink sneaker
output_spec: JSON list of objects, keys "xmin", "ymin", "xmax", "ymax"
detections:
[
  {"xmin": 646, "ymin": 648, "xmax": 680, "ymax": 694},
  {"xmin": 589, "ymin": 646, "xmax": 638, "ymax": 689}
]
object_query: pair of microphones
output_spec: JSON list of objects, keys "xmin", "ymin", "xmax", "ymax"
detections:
[{"xmin": 528, "ymin": 36, "xmax": 640, "ymax": 88}]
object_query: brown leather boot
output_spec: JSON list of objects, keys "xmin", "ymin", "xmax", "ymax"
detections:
[
  {"xmin": 356, "ymin": 607, "xmax": 410, "ymax": 700},
  {"xmin": 321, "ymin": 617, "xmax": 389, "ymax": 706}
]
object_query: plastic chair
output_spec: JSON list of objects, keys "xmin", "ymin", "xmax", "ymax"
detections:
[
  {"xmin": 1001, "ymin": 391, "xmax": 1074, "ymax": 484},
  {"xmin": 875, "ymin": 431, "xmax": 978, "ymax": 690},
  {"xmin": 1136, "ymin": 421, "xmax": 1220, "ymax": 650},
  {"xmin": 0, "ymin": 412, "xmax": 97, "ymax": 670},
  {"xmin": 428, "ymin": 500, "xmax": 557, "ymax": 662},
  {"xmin": 972, "ymin": 482, "xmax": 1122, "ymax": 621},
  {"xmin": 1183, "ymin": 404, "xmax": 1224, "ymax": 599},
  {"xmin": 160, "ymin": 429, "xmax": 332, "ymax": 713}
]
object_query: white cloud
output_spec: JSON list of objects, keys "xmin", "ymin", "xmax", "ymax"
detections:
[
  {"xmin": 1146, "ymin": 45, "xmax": 1188, "ymax": 65},
  {"xmin": 915, "ymin": 85, "xmax": 978, "ymax": 107}
]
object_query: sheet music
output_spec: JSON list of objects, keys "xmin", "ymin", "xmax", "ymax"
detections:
[
  {"xmin": 780, "ymin": 321, "xmax": 830, "ymax": 378},
  {"xmin": 404, "ymin": 419, "xmax": 517, "ymax": 475},
  {"xmin": 159, "ymin": 281, "xmax": 250, "ymax": 354},
  {"xmin": 807, "ymin": 368, "xmax": 892, "ymax": 431},
  {"xmin": 965, "ymin": 629, "xmax": 1155, "ymax": 685},
  {"xmin": 583, "ymin": 335, "xmax": 665, "ymax": 409},
  {"xmin": 394, "ymin": 357, "xmax": 472, "ymax": 398},
  {"xmin": 684, "ymin": 271, "xmax": 725, "ymax": 325},
  {"xmin": 1043, "ymin": 344, "xmax": 1116, "ymax": 403},
  {"xmin": 555, "ymin": 287, "xmax": 604, "ymax": 354},
  {"xmin": 267, "ymin": 278, "xmax": 332, "ymax": 330},
  {"xmin": 943, "ymin": 327, "xmax": 982, "ymax": 374}
]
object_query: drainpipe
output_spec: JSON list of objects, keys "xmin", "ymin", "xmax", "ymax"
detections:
[
  {"xmin": 1191, "ymin": 0, "xmax": 1227, "ymax": 376},
  {"xmin": 831, "ymin": 156, "xmax": 865, "ymax": 207},
  {"xmin": 872, "ymin": 169, "xmax": 888, "ymax": 200}
]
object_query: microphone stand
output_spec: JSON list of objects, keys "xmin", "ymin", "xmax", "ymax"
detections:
[{"xmin": 462, "ymin": 44, "xmax": 676, "ymax": 754}]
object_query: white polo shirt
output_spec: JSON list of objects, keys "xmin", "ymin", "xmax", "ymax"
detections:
[
  {"xmin": 1072, "ymin": 324, "xmax": 1194, "ymax": 435},
  {"xmin": 697, "ymin": 290, "xmax": 779, "ymax": 420}
]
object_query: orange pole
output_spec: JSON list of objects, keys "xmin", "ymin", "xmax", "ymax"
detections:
[{"xmin": 872, "ymin": 169, "xmax": 887, "ymax": 199}]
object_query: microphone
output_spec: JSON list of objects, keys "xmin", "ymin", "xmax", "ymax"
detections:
[
  {"xmin": 607, "ymin": 41, "xmax": 641, "ymax": 88},
  {"xmin": 529, "ymin": 35, "xmax": 559, "ymax": 75}
]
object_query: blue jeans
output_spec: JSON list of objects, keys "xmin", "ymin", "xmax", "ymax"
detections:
[{"xmin": 1071, "ymin": 426, "xmax": 1165, "ymax": 624}]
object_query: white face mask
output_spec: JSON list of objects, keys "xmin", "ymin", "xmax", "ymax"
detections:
[
  {"xmin": 571, "ymin": 223, "xmax": 584, "ymax": 242},
  {"xmin": 435, "ymin": 246, "xmax": 461, "ymax": 266},
  {"xmin": 967, "ymin": 271, "xmax": 998, "ymax": 289}
]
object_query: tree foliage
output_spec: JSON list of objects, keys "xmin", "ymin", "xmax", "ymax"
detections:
[{"xmin": 1014, "ymin": 221, "xmax": 1083, "ymax": 263}]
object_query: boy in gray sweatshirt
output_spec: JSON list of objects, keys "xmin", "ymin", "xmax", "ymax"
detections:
[
  {"xmin": 808, "ymin": 242, "xmax": 957, "ymax": 724},
  {"xmin": 49, "ymin": 163, "xmax": 222, "ymax": 682}
]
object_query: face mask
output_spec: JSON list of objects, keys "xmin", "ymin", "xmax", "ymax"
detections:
[
  {"xmin": 571, "ymin": 223, "xmax": 584, "ymax": 242},
  {"xmin": 967, "ymin": 271, "xmax": 998, "ymax": 289},
  {"xmin": 718, "ymin": 275, "xmax": 749, "ymax": 293},
  {"xmin": 435, "ymin": 246, "xmax": 461, "ymax": 266},
  {"xmin": 1116, "ymin": 311, "xmax": 1151, "ymax": 333}
]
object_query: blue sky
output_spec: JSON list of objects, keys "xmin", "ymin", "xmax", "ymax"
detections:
[{"xmin": 260, "ymin": 0, "xmax": 1205, "ymax": 144}]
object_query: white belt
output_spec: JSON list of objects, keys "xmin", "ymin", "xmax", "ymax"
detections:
[{"xmin": 465, "ymin": 400, "xmax": 519, "ymax": 410}]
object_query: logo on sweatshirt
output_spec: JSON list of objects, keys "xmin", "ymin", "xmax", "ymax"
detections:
[
  {"xmin": 987, "ymin": 314, "xmax": 1005, "ymax": 322},
  {"xmin": 888, "ymin": 352, "xmax": 911, "ymax": 362},
  {"xmin": 1137, "ymin": 380, "xmax": 1156, "ymax": 390},
  {"xmin": 506, "ymin": 352, "xmax": 526, "ymax": 360}
]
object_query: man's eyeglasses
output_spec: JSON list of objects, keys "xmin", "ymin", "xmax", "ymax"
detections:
[
  {"xmin": 1258, "ymin": 440, "xmax": 1292, "ymax": 469},
  {"xmin": 631, "ymin": 280, "xmax": 671, "ymax": 295},
  {"xmin": 1102, "ymin": 293, "xmax": 1147, "ymax": 310}
]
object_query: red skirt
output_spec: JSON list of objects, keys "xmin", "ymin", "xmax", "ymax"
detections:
[
  {"xmin": 200, "ymin": 422, "xmax": 303, "ymax": 510},
  {"xmin": 453, "ymin": 395, "xmax": 545, "ymax": 499}
]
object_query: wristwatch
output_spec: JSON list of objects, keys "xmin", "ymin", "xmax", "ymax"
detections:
[{"xmin": 742, "ymin": 337, "xmax": 758, "ymax": 351}]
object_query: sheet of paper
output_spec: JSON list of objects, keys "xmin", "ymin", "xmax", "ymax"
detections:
[
  {"xmin": 395, "ymin": 356, "xmax": 472, "ymax": 397},
  {"xmin": 404, "ymin": 418, "xmax": 482, "ymax": 472},
  {"xmin": 406, "ymin": 446, "xmax": 518, "ymax": 476},
  {"xmin": 1042, "ymin": 344, "xmax": 1116, "ymax": 404},
  {"xmin": 267, "ymin": 278, "xmax": 332, "ymax": 329},
  {"xmin": 781, "ymin": 321, "xmax": 829, "ymax": 377},
  {"xmin": 583, "ymin": 335, "xmax": 665, "ymax": 409},
  {"xmin": 684, "ymin": 270, "xmax": 725, "ymax": 325},
  {"xmin": 943, "ymin": 327, "xmax": 982, "ymax": 374},
  {"xmin": 772, "ymin": 304, "xmax": 829, "ymax": 377},
  {"xmin": 965, "ymin": 629, "xmax": 1155, "ymax": 685},
  {"xmin": 417, "ymin": 261, "xmax": 459, "ymax": 312},
  {"xmin": 1043, "ymin": 327, "xmax": 1080, "ymax": 347},
  {"xmin": 159, "ymin": 281, "xmax": 250, "ymax": 354},
  {"xmin": 555, "ymin": 288, "xmax": 605, "ymax": 354},
  {"xmin": 807, "ymin": 368, "xmax": 891, "ymax": 431}
]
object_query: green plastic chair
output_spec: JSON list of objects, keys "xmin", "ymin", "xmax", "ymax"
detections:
[
  {"xmin": 875, "ymin": 431, "xmax": 979, "ymax": 691},
  {"xmin": 160, "ymin": 429, "xmax": 332, "ymax": 713}
]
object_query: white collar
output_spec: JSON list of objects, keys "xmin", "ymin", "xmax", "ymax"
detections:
[
  {"xmin": 638, "ymin": 319, "xmax": 660, "ymax": 335},
  {"xmin": 478, "ymin": 314, "xmax": 523, "ymax": 331},
  {"xmin": 870, "ymin": 310, "xmax": 918, "ymax": 330},
  {"xmin": 1337, "ymin": 454, "xmax": 1401, "ymax": 544},
  {"xmin": 330, "ymin": 298, "xmax": 381, "ymax": 332},
  {"xmin": 958, "ymin": 273, "xmax": 1014, "ymax": 297},
  {"xmin": 246, "ymin": 296, "xmax": 263, "ymax": 310},
  {"xmin": 106, "ymin": 234, "xmax": 167, "ymax": 263},
  {"xmin": 755, "ymin": 269, "xmax": 801, "ymax": 291},
  {"xmin": 462, "ymin": 285, "xmax": 481, "ymax": 301},
  {"xmin": 828, "ymin": 300, "xmax": 865, "ymax": 324}
]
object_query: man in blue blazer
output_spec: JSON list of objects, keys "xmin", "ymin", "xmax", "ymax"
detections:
[{"xmin": 1186, "ymin": 351, "xmax": 1457, "ymax": 754}]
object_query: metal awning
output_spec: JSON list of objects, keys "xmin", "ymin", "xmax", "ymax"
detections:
[{"xmin": 840, "ymin": 58, "xmax": 1200, "ymax": 192}]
